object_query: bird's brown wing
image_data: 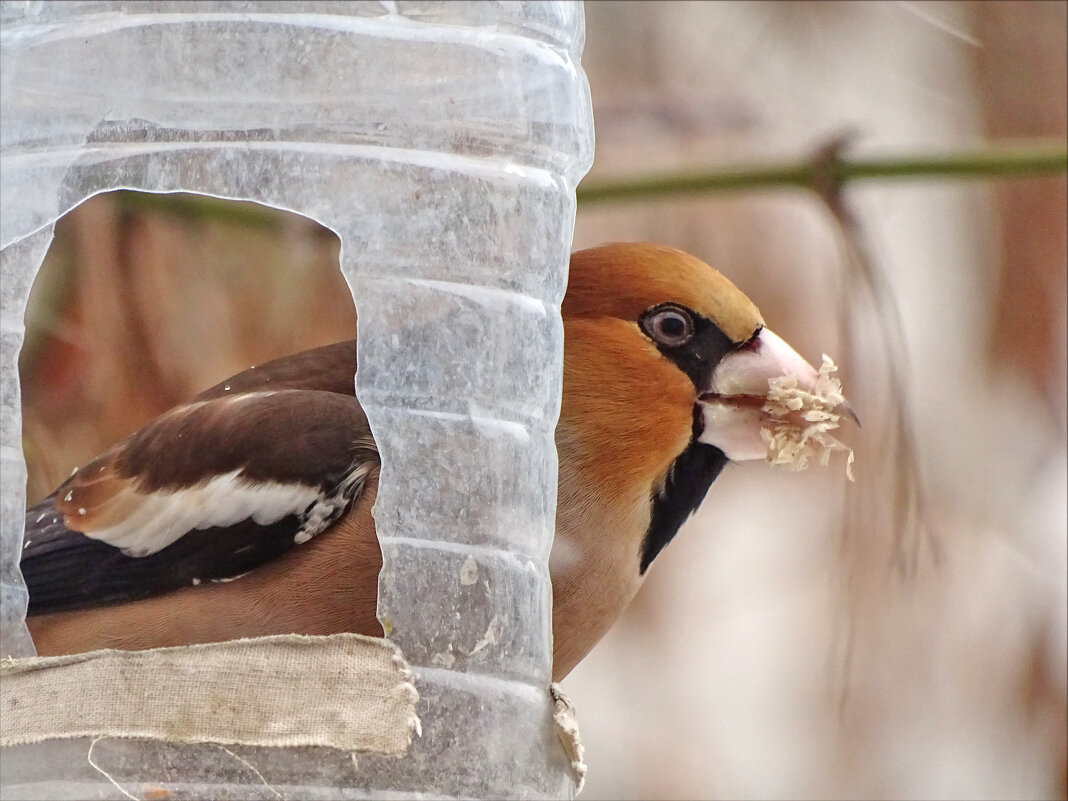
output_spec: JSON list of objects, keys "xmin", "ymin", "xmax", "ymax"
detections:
[
  {"xmin": 21, "ymin": 388, "xmax": 378, "ymax": 615},
  {"xmin": 193, "ymin": 340, "xmax": 358, "ymax": 400}
]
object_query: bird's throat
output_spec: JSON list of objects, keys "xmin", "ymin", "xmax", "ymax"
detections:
[{"xmin": 640, "ymin": 442, "xmax": 728, "ymax": 573}]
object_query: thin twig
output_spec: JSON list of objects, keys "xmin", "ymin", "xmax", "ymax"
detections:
[
  {"xmin": 577, "ymin": 139, "xmax": 1067, "ymax": 204},
  {"xmin": 108, "ymin": 142, "xmax": 1067, "ymax": 218},
  {"xmin": 809, "ymin": 132, "xmax": 940, "ymax": 578},
  {"xmin": 804, "ymin": 132, "xmax": 944, "ymax": 720}
]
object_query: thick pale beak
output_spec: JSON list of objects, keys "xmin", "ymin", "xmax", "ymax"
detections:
[{"xmin": 696, "ymin": 328, "xmax": 856, "ymax": 461}]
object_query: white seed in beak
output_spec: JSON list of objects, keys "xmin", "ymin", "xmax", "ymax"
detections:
[{"xmin": 696, "ymin": 328, "xmax": 854, "ymax": 476}]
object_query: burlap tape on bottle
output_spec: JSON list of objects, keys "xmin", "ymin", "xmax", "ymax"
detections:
[{"xmin": 0, "ymin": 633, "xmax": 420, "ymax": 755}]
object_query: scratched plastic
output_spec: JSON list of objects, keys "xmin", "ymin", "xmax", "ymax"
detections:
[{"xmin": 0, "ymin": 2, "xmax": 594, "ymax": 797}]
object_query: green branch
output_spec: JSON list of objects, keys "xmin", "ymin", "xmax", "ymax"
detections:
[
  {"xmin": 114, "ymin": 190, "xmax": 289, "ymax": 230},
  {"xmin": 576, "ymin": 139, "xmax": 1068, "ymax": 204},
  {"xmin": 107, "ymin": 139, "xmax": 1067, "ymax": 218}
]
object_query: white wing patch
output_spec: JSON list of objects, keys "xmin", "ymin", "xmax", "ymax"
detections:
[
  {"xmin": 292, "ymin": 461, "xmax": 375, "ymax": 545},
  {"xmin": 84, "ymin": 470, "xmax": 321, "ymax": 558}
]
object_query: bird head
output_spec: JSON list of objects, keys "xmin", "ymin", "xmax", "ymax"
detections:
[{"xmin": 557, "ymin": 242, "xmax": 852, "ymax": 575}]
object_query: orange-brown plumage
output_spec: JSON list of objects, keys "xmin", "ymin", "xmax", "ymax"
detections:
[
  {"xmin": 564, "ymin": 242, "xmax": 764, "ymax": 343},
  {"xmin": 559, "ymin": 317, "xmax": 693, "ymax": 497},
  {"xmin": 22, "ymin": 242, "xmax": 847, "ymax": 681}
]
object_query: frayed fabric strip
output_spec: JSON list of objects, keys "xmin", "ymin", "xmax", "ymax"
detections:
[{"xmin": 0, "ymin": 633, "xmax": 420, "ymax": 755}]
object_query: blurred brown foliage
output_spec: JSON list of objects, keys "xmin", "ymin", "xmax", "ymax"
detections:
[{"xmin": 974, "ymin": 0, "xmax": 1068, "ymax": 420}]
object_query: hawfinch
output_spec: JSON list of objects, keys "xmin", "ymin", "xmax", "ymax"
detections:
[{"xmin": 21, "ymin": 242, "xmax": 852, "ymax": 680}]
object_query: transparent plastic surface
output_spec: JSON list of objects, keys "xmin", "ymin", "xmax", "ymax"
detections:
[{"xmin": 0, "ymin": 2, "xmax": 594, "ymax": 797}]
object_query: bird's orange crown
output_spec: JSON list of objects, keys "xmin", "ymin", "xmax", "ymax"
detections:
[{"xmin": 563, "ymin": 242, "xmax": 764, "ymax": 343}]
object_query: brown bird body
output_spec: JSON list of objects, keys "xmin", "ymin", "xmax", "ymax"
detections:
[
  {"xmin": 28, "ymin": 471, "xmax": 385, "ymax": 658},
  {"xmin": 22, "ymin": 243, "xmax": 844, "ymax": 680}
]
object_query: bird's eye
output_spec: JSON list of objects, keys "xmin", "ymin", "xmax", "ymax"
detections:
[{"xmin": 642, "ymin": 305, "xmax": 695, "ymax": 347}]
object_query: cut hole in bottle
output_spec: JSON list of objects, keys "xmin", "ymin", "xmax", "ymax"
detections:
[
  {"xmin": 19, "ymin": 190, "xmax": 363, "ymax": 656},
  {"xmin": 21, "ymin": 190, "xmax": 356, "ymax": 504}
]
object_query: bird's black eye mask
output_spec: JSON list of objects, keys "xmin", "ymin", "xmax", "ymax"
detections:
[
  {"xmin": 638, "ymin": 303, "xmax": 738, "ymax": 392},
  {"xmin": 636, "ymin": 303, "xmax": 745, "ymax": 575}
]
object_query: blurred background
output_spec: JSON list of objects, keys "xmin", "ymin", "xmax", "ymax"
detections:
[{"xmin": 17, "ymin": 2, "xmax": 1066, "ymax": 799}]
